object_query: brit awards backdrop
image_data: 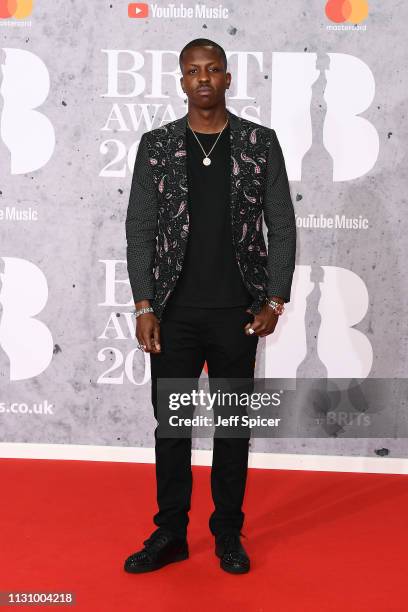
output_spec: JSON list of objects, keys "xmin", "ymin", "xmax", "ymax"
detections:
[{"xmin": 1, "ymin": 0, "xmax": 407, "ymax": 463}]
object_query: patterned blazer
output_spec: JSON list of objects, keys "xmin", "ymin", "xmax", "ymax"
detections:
[{"xmin": 125, "ymin": 108, "xmax": 296, "ymax": 321}]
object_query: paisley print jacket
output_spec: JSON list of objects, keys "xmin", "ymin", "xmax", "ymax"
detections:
[{"xmin": 126, "ymin": 108, "xmax": 296, "ymax": 321}]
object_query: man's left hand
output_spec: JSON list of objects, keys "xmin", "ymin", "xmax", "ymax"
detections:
[{"xmin": 244, "ymin": 304, "xmax": 280, "ymax": 337}]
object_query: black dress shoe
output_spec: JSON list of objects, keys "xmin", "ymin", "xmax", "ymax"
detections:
[
  {"xmin": 124, "ymin": 528, "xmax": 189, "ymax": 573},
  {"xmin": 215, "ymin": 532, "xmax": 250, "ymax": 574}
]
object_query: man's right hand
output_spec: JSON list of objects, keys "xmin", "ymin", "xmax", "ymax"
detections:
[{"xmin": 136, "ymin": 311, "xmax": 161, "ymax": 353}]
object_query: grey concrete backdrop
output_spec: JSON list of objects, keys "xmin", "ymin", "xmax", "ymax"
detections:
[{"xmin": 0, "ymin": 1, "xmax": 407, "ymax": 459}]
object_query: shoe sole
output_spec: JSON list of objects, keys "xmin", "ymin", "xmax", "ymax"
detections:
[
  {"xmin": 220, "ymin": 561, "xmax": 250, "ymax": 574},
  {"xmin": 124, "ymin": 551, "xmax": 189, "ymax": 574}
]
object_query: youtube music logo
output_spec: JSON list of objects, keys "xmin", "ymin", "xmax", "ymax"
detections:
[
  {"xmin": 128, "ymin": 3, "xmax": 148, "ymax": 18},
  {"xmin": 128, "ymin": 3, "xmax": 228, "ymax": 19}
]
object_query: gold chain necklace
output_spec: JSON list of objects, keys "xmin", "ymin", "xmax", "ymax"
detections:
[{"xmin": 187, "ymin": 117, "xmax": 229, "ymax": 166}]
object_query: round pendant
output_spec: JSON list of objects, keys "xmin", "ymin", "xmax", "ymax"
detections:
[{"xmin": 203, "ymin": 157, "xmax": 211, "ymax": 166}]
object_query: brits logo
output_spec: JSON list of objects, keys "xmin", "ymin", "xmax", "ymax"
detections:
[{"xmin": 325, "ymin": 0, "xmax": 368, "ymax": 24}]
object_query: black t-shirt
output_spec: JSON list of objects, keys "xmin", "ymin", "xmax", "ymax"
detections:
[{"xmin": 167, "ymin": 122, "xmax": 253, "ymax": 308}]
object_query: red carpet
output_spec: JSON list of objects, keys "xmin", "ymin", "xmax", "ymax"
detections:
[{"xmin": 0, "ymin": 457, "xmax": 407, "ymax": 611}]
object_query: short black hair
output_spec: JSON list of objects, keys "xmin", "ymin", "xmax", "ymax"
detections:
[{"xmin": 179, "ymin": 38, "xmax": 227, "ymax": 72}]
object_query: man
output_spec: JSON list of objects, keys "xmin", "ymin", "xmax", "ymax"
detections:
[{"xmin": 124, "ymin": 38, "xmax": 296, "ymax": 574}]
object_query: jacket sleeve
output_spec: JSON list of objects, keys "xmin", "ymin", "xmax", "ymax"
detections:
[
  {"xmin": 262, "ymin": 129, "xmax": 297, "ymax": 303},
  {"xmin": 125, "ymin": 133, "xmax": 158, "ymax": 304}
]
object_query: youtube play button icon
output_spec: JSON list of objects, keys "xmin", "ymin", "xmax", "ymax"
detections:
[{"xmin": 128, "ymin": 3, "xmax": 149, "ymax": 18}]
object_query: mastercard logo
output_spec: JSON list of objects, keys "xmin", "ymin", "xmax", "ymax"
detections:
[
  {"xmin": 325, "ymin": 0, "xmax": 368, "ymax": 24},
  {"xmin": 0, "ymin": 0, "xmax": 33, "ymax": 19}
]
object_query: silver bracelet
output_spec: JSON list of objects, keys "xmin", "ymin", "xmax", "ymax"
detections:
[
  {"xmin": 132, "ymin": 306, "xmax": 154, "ymax": 318},
  {"xmin": 266, "ymin": 298, "xmax": 285, "ymax": 315}
]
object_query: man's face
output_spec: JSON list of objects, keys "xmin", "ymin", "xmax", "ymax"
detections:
[{"xmin": 180, "ymin": 45, "xmax": 231, "ymax": 109}]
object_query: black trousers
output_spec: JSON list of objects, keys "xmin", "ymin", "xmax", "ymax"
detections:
[{"xmin": 150, "ymin": 301, "xmax": 258, "ymax": 539}]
